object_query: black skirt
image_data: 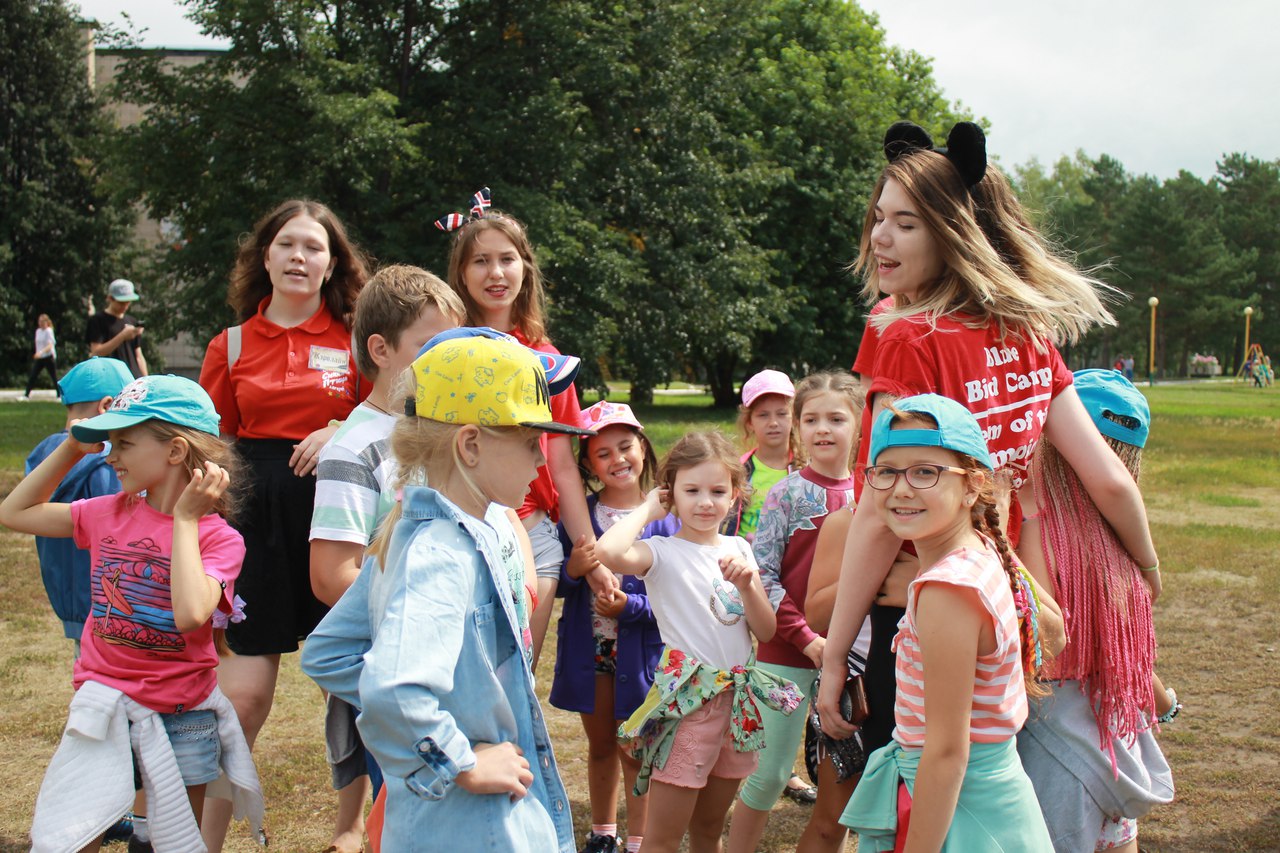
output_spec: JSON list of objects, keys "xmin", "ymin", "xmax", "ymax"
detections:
[{"xmin": 225, "ymin": 439, "xmax": 329, "ymax": 655}]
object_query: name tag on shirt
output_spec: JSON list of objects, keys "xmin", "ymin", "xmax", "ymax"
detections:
[{"xmin": 309, "ymin": 345, "xmax": 349, "ymax": 372}]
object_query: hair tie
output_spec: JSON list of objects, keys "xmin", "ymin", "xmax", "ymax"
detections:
[
  {"xmin": 212, "ymin": 595, "xmax": 247, "ymax": 630},
  {"xmin": 434, "ymin": 187, "xmax": 492, "ymax": 231},
  {"xmin": 882, "ymin": 121, "xmax": 987, "ymax": 189}
]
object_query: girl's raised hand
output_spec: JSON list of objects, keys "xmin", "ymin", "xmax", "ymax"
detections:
[
  {"xmin": 719, "ymin": 553, "xmax": 758, "ymax": 592},
  {"xmin": 455, "ymin": 742, "xmax": 534, "ymax": 801},
  {"xmin": 644, "ymin": 486, "xmax": 671, "ymax": 522},
  {"xmin": 174, "ymin": 461, "xmax": 230, "ymax": 521},
  {"xmin": 64, "ymin": 419, "xmax": 105, "ymax": 456}
]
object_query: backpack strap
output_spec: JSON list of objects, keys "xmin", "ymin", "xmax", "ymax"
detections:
[{"xmin": 226, "ymin": 325, "xmax": 243, "ymax": 370}]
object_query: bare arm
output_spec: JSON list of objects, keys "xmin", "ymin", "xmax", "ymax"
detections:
[
  {"xmin": 135, "ymin": 347, "xmax": 149, "ymax": 377},
  {"xmin": 903, "ymin": 583, "xmax": 983, "ymax": 853},
  {"xmin": 815, "ymin": 496, "xmax": 904, "ymax": 738},
  {"xmin": 169, "ymin": 463, "xmax": 230, "ymax": 633},
  {"xmin": 310, "ymin": 539, "xmax": 365, "ymax": 607},
  {"xmin": 1016, "ymin": 514, "xmax": 1066, "ymax": 661},
  {"xmin": 1044, "ymin": 386, "xmax": 1160, "ymax": 599},
  {"xmin": 594, "ymin": 489, "xmax": 663, "ymax": 576},
  {"xmin": 546, "ymin": 436, "xmax": 593, "ymax": 543},
  {"xmin": 804, "ymin": 504, "xmax": 853, "ymax": 633},
  {"xmin": 0, "ymin": 437, "xmax": 85, "ymax": 537}
]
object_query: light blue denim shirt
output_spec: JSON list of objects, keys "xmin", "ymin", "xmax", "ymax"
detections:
[{"xmin": 302, "ymin": 486, "xmax": 574, "ymax": 852}]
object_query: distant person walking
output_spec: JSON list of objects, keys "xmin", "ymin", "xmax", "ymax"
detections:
[
  {"xmin": 24, "ymin": 314, "xmax": 59, "ymax": 399},
  {"xmin": 1122, "ymin": 355, "xmax": 1135, "ymax": 381},
  {"xmin": 87, "ymin": 279, "xmax": 148, "ymax": 378}
]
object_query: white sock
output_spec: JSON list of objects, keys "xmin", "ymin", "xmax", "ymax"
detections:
[
  {"xmin": 132, "ymin": 815, "xmax": 150, "ymax": 843},
  {"xmin": 592, "ymin": 823, "xmax": 618, "ymax": 838},
  {"xmin": 626, "ymin": 836, "xmax": 643, "ymax": 852}
]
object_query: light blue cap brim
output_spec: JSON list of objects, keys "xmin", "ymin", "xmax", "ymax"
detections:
[{"xmin": 70, "ymin": 411, "xmax": 152, "ymax": 444}]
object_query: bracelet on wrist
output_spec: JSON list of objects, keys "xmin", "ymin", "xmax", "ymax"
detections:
[
  {"xmin": 1157, "ymin": 687, "xmax": 1182, "ymax": 723},
  {"xmin": 1139, "ymin": 561, "xmax": 1160, "ymax": 573}
]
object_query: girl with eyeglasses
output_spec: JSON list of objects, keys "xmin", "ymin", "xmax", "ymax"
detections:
[{"xmin": 839, "ymin": 394, "xmax": 1055, "ymax": 850}]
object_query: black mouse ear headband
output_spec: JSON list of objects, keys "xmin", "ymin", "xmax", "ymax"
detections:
[{"xmin": 883, "ymin": 121, "xmax": 987, "ymax": 189}]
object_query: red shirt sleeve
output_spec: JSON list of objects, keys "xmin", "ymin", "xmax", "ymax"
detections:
[
  {"xmin": 852, "ymin": 298, "xmax": 891, "ymax": 376},
  {"xmin": 867, "ymin": 323, "xmax": 937, "ymax": 402},
  {"xmin": 198, "ymin": 330, "xmax": 241, "ymax": 438}
]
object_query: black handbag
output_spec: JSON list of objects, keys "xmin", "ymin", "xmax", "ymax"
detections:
[{"xmin": 804, "ymin": 651, "xmax": 869, "ymax": 783}]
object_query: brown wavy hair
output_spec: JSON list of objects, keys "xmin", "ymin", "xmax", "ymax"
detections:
[
  {"xmin": 445, "ymin": 213, "xmax": 548, "ymax": 344},
  {"xmin": 855, "ymin": 151, "xmax": 1113, "ymax": 347},
  {"xmin": 227, "ymin": 200, "xmax": 371, "ymax": 325}
]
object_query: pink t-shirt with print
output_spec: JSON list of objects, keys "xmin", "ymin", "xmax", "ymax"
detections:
[{"xmin": 71, "ymin": 492, "xmax": 244, "ymax": 713}]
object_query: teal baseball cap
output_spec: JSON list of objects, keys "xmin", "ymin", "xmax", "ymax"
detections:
[
  {"xmin": 70, "ymin": 375, "xmax": 222, "ymax": 443},
  {"xmin": 868, "ymin": 393, "xmax": 993, "ymax": 470},
  {"xmin": 58, "ymin": 358, "xmax": 135, "ymax": 405},
  {"xmin": 1073, "ymin": 369, "xmax": 1150, "ymax": 448}
]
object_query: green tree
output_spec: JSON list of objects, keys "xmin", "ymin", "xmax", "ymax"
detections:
[
  {"xmin": 0, "ymin": 0, "xmax": 128, "ymax": 385},
  {"xmin": 738, "ymin": 0, "xmax": 966, "ymax": 381},
  {"xmin": 109, "ymin": 0, "xmax": 965, "ymax": 404},
  {"xmin": 1216, "ymin": 153, "xmax": 1280, "ymax": 367},
  {"xmin": 1111, "ymin": 172, "xmax": 1254, "ymax": 376}
]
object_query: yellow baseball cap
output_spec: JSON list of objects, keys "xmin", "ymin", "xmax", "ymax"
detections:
[{"xmin": 409, "ymin": 334, "xmax": 595, "ymax": 436}]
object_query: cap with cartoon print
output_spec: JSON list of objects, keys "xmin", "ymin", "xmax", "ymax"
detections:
[{"xmin": 409, "ymin": 331, "xmax": 595, "ymax": 436}]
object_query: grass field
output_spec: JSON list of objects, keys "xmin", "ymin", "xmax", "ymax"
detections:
[{"xmin": 0, "ymin": 382, "xmax": 1277, "ymax": 851}]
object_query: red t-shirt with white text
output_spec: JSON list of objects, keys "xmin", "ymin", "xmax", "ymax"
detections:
[{"xmin": 862, "ymin": 314, "xmax": 1072, "ymax": 503}]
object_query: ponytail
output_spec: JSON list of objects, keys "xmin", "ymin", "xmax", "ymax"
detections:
[{"xmin": 970, "ymin": 470, "xmax": 1047, "ymax": 699}]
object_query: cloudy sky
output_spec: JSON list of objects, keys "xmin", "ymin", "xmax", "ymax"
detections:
[{"xmin": 74, "ymin": 0, "xmax": 1280, "ymax": 179}]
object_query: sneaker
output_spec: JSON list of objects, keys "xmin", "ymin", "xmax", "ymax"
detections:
[
  {"xmin": 579, "ymin": 833, "xmax": 622, "ymax": 853},
  {"xmin": 127, "ymin": 836, "xmax": 153, "ymax": 853},
  {"xmin": 103, "ymin": 814, "xmax": 134, "ymax": 843}
]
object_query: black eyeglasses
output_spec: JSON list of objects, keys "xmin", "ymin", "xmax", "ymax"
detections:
[{"xmin": 864, "ymin": 463, "xmax": 967, "ymax": 491}]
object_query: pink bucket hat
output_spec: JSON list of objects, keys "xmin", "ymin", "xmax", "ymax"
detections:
[
  {"xmin": 741, "ymin": 369, "xmax": 795, "ymax": 407},
  {"xmin": 580, "ymin": 400, "xmax": 644, "ymax": 433}
]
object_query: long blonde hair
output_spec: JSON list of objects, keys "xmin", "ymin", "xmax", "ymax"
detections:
[
  {"xmin": 856, "ymin": 151, "xmax": 1113, "ymax": 347},
  {"xmin": 368, "ymin": 414, "xmax": 541, "ymax": 567}
]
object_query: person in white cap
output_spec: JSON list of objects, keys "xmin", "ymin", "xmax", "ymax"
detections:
[{"xmin": 87, "ymin": 279, "xmax": 148, "ymax": 378}]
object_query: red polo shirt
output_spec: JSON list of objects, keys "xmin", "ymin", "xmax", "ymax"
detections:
[{"xmin": 199, "ymin": 297, "xmax": 369, "ymax": 440}]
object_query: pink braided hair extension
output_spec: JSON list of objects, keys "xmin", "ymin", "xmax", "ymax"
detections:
[{"xmin": 1032, "ymin": 437, "xmax": 1156, "ymax": 756}]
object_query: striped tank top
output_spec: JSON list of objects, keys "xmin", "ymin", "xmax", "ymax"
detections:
[{"xmin": 892, "ymin": 542, "xmax": 1028, "ymax": 747}]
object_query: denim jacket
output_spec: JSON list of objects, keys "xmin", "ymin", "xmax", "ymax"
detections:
[{"xmin": 301, "ymin": 486, "xmax": 574, "ymax": 852}]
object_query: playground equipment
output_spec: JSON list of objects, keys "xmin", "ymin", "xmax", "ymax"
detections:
[{"xmin": 1237, "ymin": 342, "xmax": 1273, "ymax": 386}]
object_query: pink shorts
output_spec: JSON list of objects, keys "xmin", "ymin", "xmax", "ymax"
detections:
[{"xmin": 650, "ymin": 692, "xmax": 759, "ymax": 789}]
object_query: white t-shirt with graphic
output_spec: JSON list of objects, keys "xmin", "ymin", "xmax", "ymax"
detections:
[{"xmin": 643, "ymin": 534, "xmax": 755, "ymax": 670}]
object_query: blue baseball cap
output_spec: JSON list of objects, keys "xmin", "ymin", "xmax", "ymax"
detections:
[
  {"xmin": 417, "ymin": 326, "xmax": 582, "ymax": 396},
  {"xmin": 1073, "ymin": 369, "xmax": 1150, "ymax": 448},
  {"xmin": 70, "ymin": 375, "xmax": 222, "ymax": 443},
  {"xmin": 58, "ymin": 358, "xmax": 135, "ymax": 405},
  {"xmin": 868, "ymin": 394, "xmax": 993, "ymax": 470}
]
